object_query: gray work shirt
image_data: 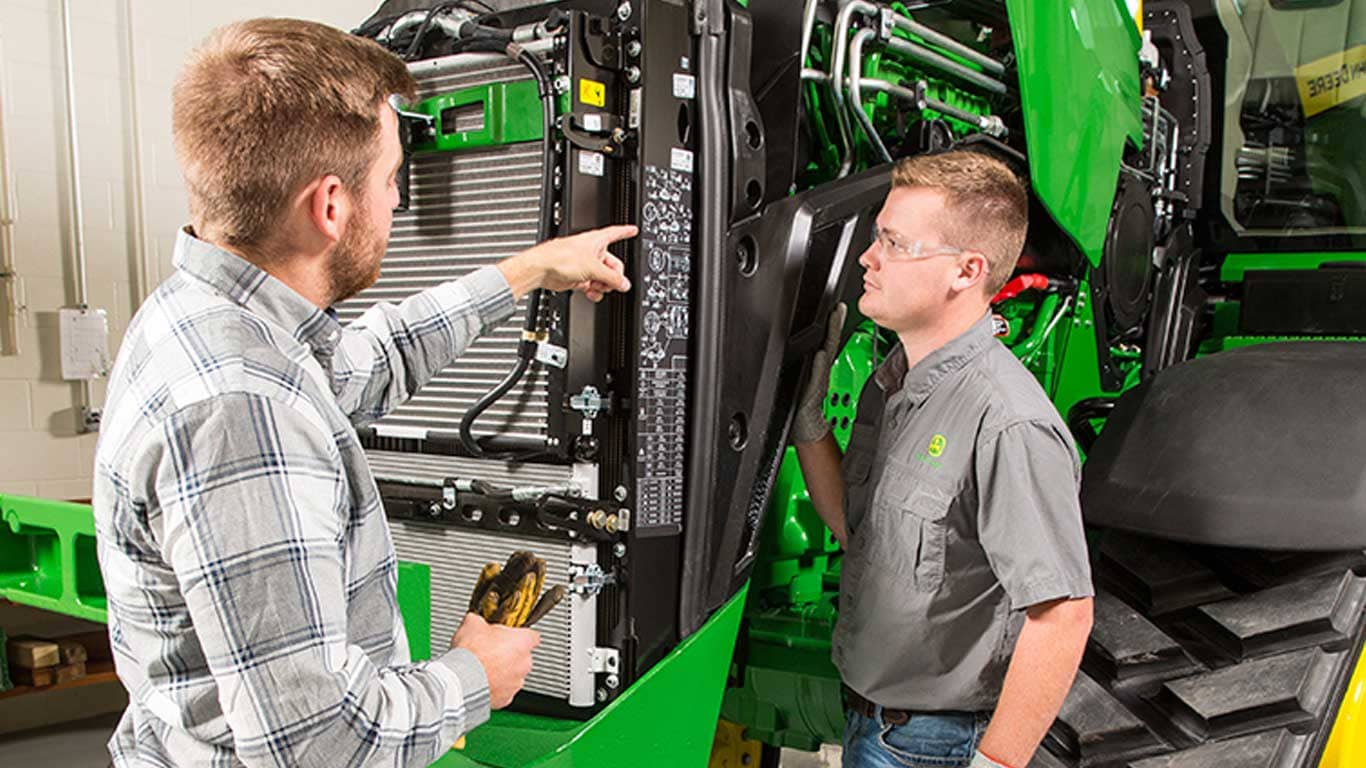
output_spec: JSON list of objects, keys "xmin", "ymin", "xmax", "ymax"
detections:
[{"xmin": 833, "ymin": 313, "xmax": 1093, "ymax": 712}]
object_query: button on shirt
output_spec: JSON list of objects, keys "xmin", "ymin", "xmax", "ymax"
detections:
[
  {"xmin": 93, "ymin": 230, "xmax": 516, "ymax": 767},
  {"xmin": 833, "ymin": 313, "xmax": 1093, "ymax": 712}
]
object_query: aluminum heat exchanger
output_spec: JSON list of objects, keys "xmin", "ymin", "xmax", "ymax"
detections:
[{"xmin": 342, "ymin": 1, "xmax": 700, "ymax": 718}]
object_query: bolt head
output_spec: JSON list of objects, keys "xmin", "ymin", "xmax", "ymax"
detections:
[
  {"xmin": 596, "ymin": 687, "xmax": 609, "ymax": 702},
  {"xmin": 627, "ymin": 40, "xmax": 642, "ymax": 58},
  {"xmin": 613, "ymin": 485, "xmax": 629, "ymax": 502},
  {"xmin": 616, "ymin": 2, "xmax": 632, "ymax": 22},
  {"xmin": 626, "ymin": 66, "xmax": 641, "ymax": 84},
  {"xmin": 613, "ymin": 543, "xmax": 627, "ymax": 558}
]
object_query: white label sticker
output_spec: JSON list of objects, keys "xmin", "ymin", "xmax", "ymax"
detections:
[
  {"xmin": 629, "ymin": 89, "xmax": 642, "ymax": 129},
  {"xmin": 578, "ymin": 150, "xmax": 605, "ymax": 177},
  {"xmin": 583, "ymin": 113, "xmax": 603, "ymax": 132},
  {"xmin": 670, "ymin": 147, "xmax": 694, "ymax": 174},
  {"xmin": 672, "ymin": 73, "xmax": 696, "ymax": 99}
]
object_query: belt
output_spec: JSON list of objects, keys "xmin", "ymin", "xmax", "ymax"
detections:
[{"xmin": 843, "ymin": 685, "xmax": 911, "ymax": 726}]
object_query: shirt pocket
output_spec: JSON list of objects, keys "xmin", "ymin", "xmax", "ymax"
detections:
[{"xmin": 873, "ymin": 464, "xmax": 952, "ymax": 593}]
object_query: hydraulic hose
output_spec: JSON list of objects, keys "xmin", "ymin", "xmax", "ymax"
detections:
[{"xmin": 455, "ymin": 24, "xmax": 561, "ymax": 459}]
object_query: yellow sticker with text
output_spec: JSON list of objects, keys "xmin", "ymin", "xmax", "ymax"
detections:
[
  {"xmin": 928, "ymin": 434, "xmax": 947, "ymax": 458},
  {"xmin": 579, "ymin": 78, "xmax": 606, "ymax": 108},
  {"xmin": 1295, "ymin": 44, "xmax": 1366, "ymax": 118}
]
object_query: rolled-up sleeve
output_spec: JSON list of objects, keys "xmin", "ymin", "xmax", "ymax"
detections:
[
  {"xmin": 331, "ymin": 266, "xmax": 517, "ymax": 425},
  {"xmin": 975, "ymin": 420, "xmax": 1094, "ymax": 611}
]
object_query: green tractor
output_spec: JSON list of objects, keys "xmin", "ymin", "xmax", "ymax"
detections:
[{"xmin": 2, "ymin": 1, "xmax": 1364, "ymax": 766}]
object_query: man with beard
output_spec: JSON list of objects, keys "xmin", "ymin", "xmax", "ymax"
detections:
[{"xmin": 92, "ymin": 19, "xmax": 633, "ymax": 768}]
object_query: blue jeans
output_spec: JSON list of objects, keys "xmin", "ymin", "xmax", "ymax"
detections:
[{"xmin": 842, "ymin": 707, "xmax": 988, "ymax": 768}]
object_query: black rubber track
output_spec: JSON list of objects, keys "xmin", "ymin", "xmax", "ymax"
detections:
[{"xmin": 1029, "ymin": 531, "xmax": 1366, "ymax": 768}]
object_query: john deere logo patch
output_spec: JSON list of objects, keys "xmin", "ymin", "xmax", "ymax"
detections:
[{"xmin": 928, "ymin": 434, "xmax": 946, "ymax": 458}]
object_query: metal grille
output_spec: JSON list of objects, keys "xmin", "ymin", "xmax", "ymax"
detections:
[
  {"xmin": 335, "ymin": 53, "xmax": 550, "ymax": 440},
  {"xmin": 389, "ymin": 520, "xmax": 575, "ymax": 700},
  {"xmin": 367, "ymin": 450, "xmax": 574, "ymax": 488}
]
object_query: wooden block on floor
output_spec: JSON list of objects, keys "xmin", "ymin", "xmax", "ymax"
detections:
[
  {"xmin": 57, "ymin": 639, "xmax": 87, "ymax": 665},
  {"xmin": 12, "ymin": 660, "xmax": 86, "ymax": 687},
  {"xmin": 7, "ymin": 637, "xmax": 60, "ymax": 670}
]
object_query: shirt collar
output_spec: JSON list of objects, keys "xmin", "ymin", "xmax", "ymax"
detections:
[
  {"xmin": 874, "ymin": 312, "xmax": 996, "ymax": 406},
  {"xmin": 172, "ymin": 228, "xmax": 343, "ymax": 355}
]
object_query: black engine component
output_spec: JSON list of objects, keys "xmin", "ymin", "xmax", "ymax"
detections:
[
  {"xmin": 1240, "ymin": 268, "xmax": 1366, "ymax": 337},
  {"xmin": 1103, "ymin": 172, "xmax": 1156, "ymax": 335},
  {"xmin": 1083, "ymin": 342, "xmax": 1366, "ymax": 550}
]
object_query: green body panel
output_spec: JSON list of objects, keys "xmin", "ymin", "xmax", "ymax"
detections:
[
  {"xmin": 399, "ymin": 561, "xmax": 434, "ymax": 663},
  {"xmin": 0, "ymin": 494, "xmax": 748, "ymax": 768},
  {"xmin": 0, "ymin": 495, "xmax": 105, "ymax": 623},
  {"xmin": 1220, "ymin": 251, "xmax": 1366, "ymax": 282},
  {"xmin": 412, "ymin": 80, "xmax": 544, "ymax": 153},
  {"xmin": 435, "ymin": 589, "xmax": 747, "ymax": 768},
  {"xmin": 1004, "ymin": 0, "xmax": 1144, "ymax": 266}
]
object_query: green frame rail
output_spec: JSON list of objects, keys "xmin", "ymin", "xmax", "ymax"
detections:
[{"xmin": 0, "ymin": 493, "xmax": 748, "ymax": 767}]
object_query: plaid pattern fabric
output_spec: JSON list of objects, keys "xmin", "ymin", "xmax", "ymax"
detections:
[{"xmin": 93, "ymin": 229, "xmax": 516, "ymax": 767}]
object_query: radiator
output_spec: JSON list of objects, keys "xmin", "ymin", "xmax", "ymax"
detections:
[
  {"xmin": 339, "ymin": 51, "xmax": 603, "ymax": 708},
  {"xmin": 388, "ymin": 519, "xmax": 599, "ymax": 706},
  {"xmin": 334, "ymin": 53, "xmax": 550, "ymax": 440}
]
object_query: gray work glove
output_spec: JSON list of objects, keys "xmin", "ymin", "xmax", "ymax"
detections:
[
  {"xmin": 792, "ymin": 302, "xmax": 847, "ymax": 444},
  {"xmin": 970, "ymin": 750, "xmax": 1011, "ymax": 768}
]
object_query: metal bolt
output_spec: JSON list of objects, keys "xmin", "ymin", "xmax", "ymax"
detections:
[
  {"xmin": 613, "ymin": 543, "xmax": 627, "ymax": 558},
  {"xmin": 626, "ymin": 40, "xmax": 642, "ymax": 58},
  {"xmin": 605, "ymin": 673, "xmax": 620, "ymax": 689},
  {"xmin": 616, "ymin": 2, "xmax": 632, "ymax": 22},
  {"xmin": 506, "ymin": 512, "xmax": 521, "ymax": 526},
  {"xmin": 613, "ymin": 485, "xmax": 629, "ymax": 502},
  {"xmin": 469, "ymin": 509, "xmax": 483, "ymax": 522},
  {"xmin": 596, "ymin": 687, "xmax": 609, "ymax": 703},
  {"xmin": 626, "ymin": 66, "xmax": 641, "ymax": 84},
  {"xmin": 553, "ymin": 75, "xmax": 571, "ymax": 93}
]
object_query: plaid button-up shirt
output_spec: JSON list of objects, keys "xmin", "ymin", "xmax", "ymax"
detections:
[{"xmin": 93, "ymin": 229, "xmax": 516, "ymax": 767}]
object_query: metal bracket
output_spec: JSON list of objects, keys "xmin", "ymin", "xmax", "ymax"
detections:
[
  {"xmin": 587, "ymin": 646, "xmax": 620, "ymax": 674},
  {"xmin": 877, "ymin": 7, "xmax": 896, "ymax": 40},
  {"xmin": 535, "ymin": 341, "xmax": 568, "ymax": 368},
  {"xmin": 568, "ymin": 563, "xmax": 616, "ymax": 596},
  {"xmin": 569, "ymin": 385, "xmax": 607, "ymax": 419}
]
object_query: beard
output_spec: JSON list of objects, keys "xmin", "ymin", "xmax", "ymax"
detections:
[{"xmin": 327, "ymin": 201, "xmax": 386, "ymax": 305}]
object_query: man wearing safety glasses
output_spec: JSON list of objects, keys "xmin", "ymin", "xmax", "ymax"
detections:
[{"xmin": 792, "ymin": 151, "xmax": 1094, "ymax": 768}]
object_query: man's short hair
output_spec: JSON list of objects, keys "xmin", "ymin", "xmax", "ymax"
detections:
[
  {"xmin": 891, "ymin": 151, "xmax": 1028, "ymax": 295},
  {"xmin": 173, "ymin": 18, "xmax": 417, "ymax": 251}
]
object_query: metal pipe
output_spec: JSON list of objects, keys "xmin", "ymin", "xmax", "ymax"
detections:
[
  {"xmin": 890, "ymin": 13, "xmax": 1005, "ymax": 77},
  {"xmin": 124, "ymin": 0, "xmax": 153, "ymax": 301},
  {"xmin": 860, "ymin": 77, "xmax": 1007, "ymax": 138},
  {"xmin": 848, "ymin": 28, "xmax": 892, "ymax": 163},
  {"xmin": 60, "ymin": 0, "xmax": 89, "ymax": 309},
  {"xmin": 830, "ymin": 0, "xmax": 880, "ymax": 177},
  {"xmin": 800, "ymin": 0, "xmax": 820, "ymax": 69},
  {"xmin": 61, "ymin": 0, "xmax": 98, "ymax": 430},
  {"xmin": 0, "ymin": 36, "xmax": 20, "ymax": 355},
  {"xmin": 882, "ymin": 35, "xmax": 1007, "ymax": 95}
]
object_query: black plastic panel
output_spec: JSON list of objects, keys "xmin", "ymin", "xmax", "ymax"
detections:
[{"xmin": 1082, "ymin": 342, "xmax": 1366, "ymax": 550}]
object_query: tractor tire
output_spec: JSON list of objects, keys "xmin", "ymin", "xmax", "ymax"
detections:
[{"xmin": 1030, "ymin": 531, "xmax": 1366, "ymax": 768}]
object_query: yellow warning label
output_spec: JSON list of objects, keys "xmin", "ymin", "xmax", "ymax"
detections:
[
  {"xmin": 579, "ymin": 78, "xmax": 606, "ymax": 108},
  {"xmin": 1295, "ymin": 44, "xmax": 1366, "ymax": 118}
]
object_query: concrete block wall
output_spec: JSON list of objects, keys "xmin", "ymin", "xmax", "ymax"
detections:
[{"xmin": 0, "ymin": 0, "xmax": 380, "ymax": 500}]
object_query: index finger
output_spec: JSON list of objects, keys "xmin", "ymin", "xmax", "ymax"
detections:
[{"xmin": 588, "ymin": 224, "xmax": 639, "ymax": 249}]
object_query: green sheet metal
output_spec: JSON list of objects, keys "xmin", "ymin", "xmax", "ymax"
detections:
[
  {"xmin": 398, "ymin": 561, "xmax": 434, "ymax": 663},
  {"xmin": 434, "ymin": 588, "xmax": 748, "ymax": 768},
  {"xmin": 1003, "ymin": 0, "xmax": 1144, "ymax": 266},
  {"xmin": 412, "ymin": 80, "xmax": 544, "ymax": 153},
  {"xmin": 0, "ymin": 495, "xmax": 105, "ymax": 623}
]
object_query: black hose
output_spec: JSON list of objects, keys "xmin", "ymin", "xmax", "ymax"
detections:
[{"xmin": 458, "ymin": 36, "xmax": 559, "ymax": 460}]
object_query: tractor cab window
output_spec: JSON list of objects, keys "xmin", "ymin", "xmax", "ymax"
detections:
[{"xmin": 1219, "ymin": 0, "xmax": 1366, "ymax": 236}]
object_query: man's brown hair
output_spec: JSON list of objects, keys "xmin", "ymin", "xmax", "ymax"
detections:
[
  {"xmin": 173, "ymin": 18, "xmax": 417, "ymax": 252},
  {"xmin": 891, "ymin": 151, "xmax": 1028, "ymax": 295}
]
